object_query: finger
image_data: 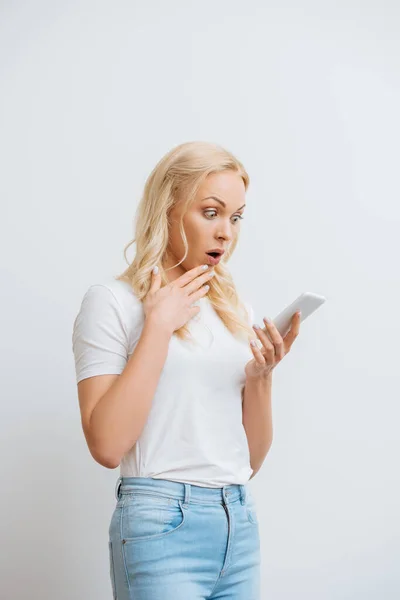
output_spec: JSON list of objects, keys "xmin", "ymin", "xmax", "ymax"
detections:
[
  {"xmin": 189, "ymin": 283, "xmax": 210, "ymax": 303},
  {"xmin": 176, "ymin": 264, "xmax": 211, "ymax": 288},
  {"xmin": 149, "ymin": 265, "xmax": 161, "ymax": 291},
  {"xmin": 283, "ymin": 312, "xmax": 301, "ymax": 349},
  {"xmin": 262, "ymin": 317, "xmax": 285, "ymax": 360},
  {"xmin": 189, "ymin": 304, "xmax": 201, "ymax": 318},
  {"xmin": 250, "ymin": 340, "xmax": 266, "ymax": 364},
  {"xmin": 185, "ymin": 268, "xmax": 215, "ymax": 295},
  {"xmin": 253, "ymin": 324, "xmax": 275, "ymax": 360}
]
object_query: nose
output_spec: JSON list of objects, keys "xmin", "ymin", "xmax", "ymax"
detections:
[{"xmin": 215, "ymin": 220, "xmax": 234, "ymax": 243}]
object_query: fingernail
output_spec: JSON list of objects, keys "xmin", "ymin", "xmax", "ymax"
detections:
[
  {"xmin": 202, "ymin": 264, "xmax": 209, "ymax": 270},
  {"xmin": 253, "ymin": 324, "xmax": 261, "ymax": 329},
  {"xmin": 263, "ymin": 316, "xmax": 271, "ymax": 324},
  {"xmin": 152, "ymin": 266, "xmax": 159, "ymax": 275}
]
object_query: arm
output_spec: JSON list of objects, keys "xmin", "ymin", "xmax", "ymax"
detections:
[
  {"xmin": 88, "ymin": 317, "xmax": 172, "ymax": 468},
  {"xmin": 241, "ymin": 309, "xmax": 301, "ymax": 478},
  {"xmin": 242, "ymin": 372, "xmax": 273, "ymax": 478}
]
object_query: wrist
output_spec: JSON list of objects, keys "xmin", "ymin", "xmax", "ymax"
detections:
[
  {"xmin": 246, "ymin": 369, "xmax": 273, "ymax": 383},
  {"xmin": 145, "ymin": 313, "xmax": 174, "ymax": 340}
]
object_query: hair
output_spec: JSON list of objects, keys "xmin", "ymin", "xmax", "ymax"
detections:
[{"xmin": 115, "ymin": 140, "xmax": 254, "ymax": 344}]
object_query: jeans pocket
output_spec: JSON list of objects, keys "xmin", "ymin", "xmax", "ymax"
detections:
[
  {"xmin": 246, "ymin": 496, "xmax": 259, "ymax": 525},
  {"xmin": 121, "ymin": 493, "xmax": 187, "ymax": 543},
  {"xmin": 108, "ymin": 541, "xmax": 117, "ymax": 599}
]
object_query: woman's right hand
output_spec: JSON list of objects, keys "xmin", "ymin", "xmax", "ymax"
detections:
[{"xmin": 143, "ymin": 264, "xmax": 216, "ymax": 334}]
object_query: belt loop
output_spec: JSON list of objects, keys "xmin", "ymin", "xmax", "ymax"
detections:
[
  {"xmin": 240, "ymin": 484, "xmax": 246, "ymax": 505},
  {"xmin": 183, "ymin": 483, "xmax": 191, "ymax": 508},
  {"xmin": 115, "ymin": 476, "xmax": 122, "ymax": 501}
]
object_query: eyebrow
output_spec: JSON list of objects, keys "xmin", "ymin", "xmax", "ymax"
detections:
[{"xmin": 201, "ymin": 196, "xmax": 246, "ymax": 211}]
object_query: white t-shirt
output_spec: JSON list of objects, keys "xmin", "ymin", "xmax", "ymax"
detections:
[{"xmin": 72, "ymin": 279, "xmax": 256, "ymax": 488}]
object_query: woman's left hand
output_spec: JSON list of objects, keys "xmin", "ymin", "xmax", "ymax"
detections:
[{"xmin": 245, "ymin": 312, "xmax": 301, "ymax": 380}]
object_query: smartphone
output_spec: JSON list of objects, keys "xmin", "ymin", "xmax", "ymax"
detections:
[{"xmin": 265, "ymin": 292, "xmax": 326, "ymax": 340}]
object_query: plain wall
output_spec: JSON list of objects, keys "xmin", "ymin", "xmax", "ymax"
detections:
[{"xmin": 1, "ymin": 1, "xmax": 399, "ymax": 598}]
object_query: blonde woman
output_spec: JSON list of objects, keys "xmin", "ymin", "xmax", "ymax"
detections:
[{"xmin": 72, "ymin": 141, "xmax": 300, "ymax": 599}]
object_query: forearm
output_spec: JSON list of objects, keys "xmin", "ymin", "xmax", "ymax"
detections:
[
  {"xmin": 89, "ymin": 317, "xmax": 172, "ymax": 467},
  {"xmin": 242, "ymin": 372, "xmax": 273, "ymax": 477}
]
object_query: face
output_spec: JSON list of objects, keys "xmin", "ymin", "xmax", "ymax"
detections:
[{"xmin": 163, "ymin": 170, "xmax": 246, "ymax": 281}]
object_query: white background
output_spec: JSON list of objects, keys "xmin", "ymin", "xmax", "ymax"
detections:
[{"xmin": 1, "ymin": 1, "xmax": 399, "ymax": 598}]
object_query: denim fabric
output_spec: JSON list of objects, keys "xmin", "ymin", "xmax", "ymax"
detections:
[{"xmin": 108, "ymin": 476, "xmax": 261, "ymax": 599}]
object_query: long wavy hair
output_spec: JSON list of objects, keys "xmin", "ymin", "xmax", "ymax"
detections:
[{"xmin": 115, "ymin": 141, "xmax": 254, "ymax": 344}]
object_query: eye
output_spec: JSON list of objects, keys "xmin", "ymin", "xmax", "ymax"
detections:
[{"xmin": 203, "ymin": 210, "xmax": 244, "ymax": 224}]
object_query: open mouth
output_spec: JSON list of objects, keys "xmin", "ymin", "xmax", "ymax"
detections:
[{"xmin": 205, "ymin": 251, "xmax": 223, "ymax": 265}]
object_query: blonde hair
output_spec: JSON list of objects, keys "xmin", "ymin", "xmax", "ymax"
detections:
[{"xmin": 115, "ymin": 141, "xmax": 254, "ymax": 344}]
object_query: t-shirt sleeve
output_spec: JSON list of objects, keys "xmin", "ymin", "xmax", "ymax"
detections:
[{"xmin": 72, "ymin": 284, "xmax": 129, "ymax": 384}]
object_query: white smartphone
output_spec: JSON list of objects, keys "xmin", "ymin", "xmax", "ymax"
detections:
[{"xmin": 265, "ymin": 292, "xmax": 326, "ymax": 340}]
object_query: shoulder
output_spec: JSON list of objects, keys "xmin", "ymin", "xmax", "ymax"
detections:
[
  {"xmin": 85, "ymin": 278, "xmax": 142, "ymax": 311},
  {"xmin": 74, "ymin": 278, "xmax": 144, "ymax": 342}
]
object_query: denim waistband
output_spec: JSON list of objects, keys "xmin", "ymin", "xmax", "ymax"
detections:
[{"xmin": 114, "ymin": 476, "xmax": 249, "ymax": 506}]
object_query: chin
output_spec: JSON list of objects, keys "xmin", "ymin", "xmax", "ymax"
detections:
[{"xmin": 182, "ymin": 258, "xmax": 197, "ymax": 270}]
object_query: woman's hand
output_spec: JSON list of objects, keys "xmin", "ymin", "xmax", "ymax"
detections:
[
  {"xmin": 143, "ymin": 264, "xmax": 215, "ymax": 335},
  {"xmin": 244, "ymin": 312, "xmax": 301, "ymax": 380}
]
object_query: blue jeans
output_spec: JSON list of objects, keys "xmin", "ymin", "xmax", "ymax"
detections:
[{"xmin": 108, "ymin": 476, "xmax": 261, "ymax": 599}]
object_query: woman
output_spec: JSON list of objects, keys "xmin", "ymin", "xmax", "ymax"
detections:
[{"xmin": 72, "ymin": 141, "xmax": 300, "ymax": 599}]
